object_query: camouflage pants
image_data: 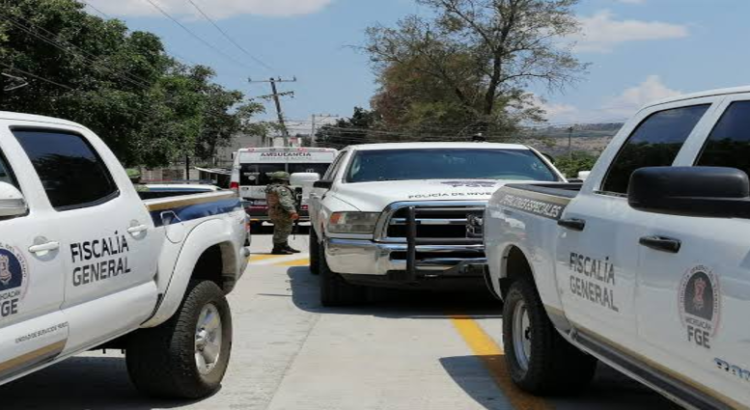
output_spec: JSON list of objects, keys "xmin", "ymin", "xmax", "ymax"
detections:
[{"xmin": 272, "ymin": 217, "xmax": 293, "ymax": 244}]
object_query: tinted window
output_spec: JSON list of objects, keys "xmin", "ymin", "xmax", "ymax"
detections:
[
  {"xmin": 346, "ymin": 149, "xmax": 559, "ymax": 183},
  {"xmin": 601, "ymin": 105, "xmax": 710, "ymax": 194},
  {"xmin": 240, "ymin": 163, "xmax": 285, "ymax": 186},
  {"xmin": 696, "ymin": 101, "xmax": 750, "ymax": 175},
  {"xmin": 0, "ymin": 148, "xmax": 16, "ymax": 187},
  {"xmin": 288, "ymin": 163, "xmax": 331, "ymax": 177},
  {"xmin": 13, "ymin": 130, "xmax": 118, "ymax": 210}
]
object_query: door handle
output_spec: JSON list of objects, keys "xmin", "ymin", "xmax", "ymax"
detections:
[
  {"xmin": 639, "ymin": 236, "xmax": 681, "ymax": 254},
  {"xmin": 29, "ymin": 241, "xmax": 60, "ymax": 254},
  {"xmin": 558, "ymin": 218, "xmax": 586, "ymax": 231},
  {"xmin": 127, "ymin": 224, "xmax": 149, "ymax": 235}
]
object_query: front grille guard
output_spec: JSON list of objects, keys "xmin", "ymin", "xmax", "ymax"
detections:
[{"xmin": 374, "ymin": 201, "xmax": 486, "ymax": 281}]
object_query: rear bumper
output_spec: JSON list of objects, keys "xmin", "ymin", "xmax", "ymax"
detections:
[{"xmin": 325, "ymin": 238, "xmax": 486, "ymax": 284}]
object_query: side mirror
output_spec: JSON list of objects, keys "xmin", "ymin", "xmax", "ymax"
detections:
[
  {"xmin": 628, "ymin": 167, "xmax": 750, "ymax": 218},
  {"xmin": 0, "ymin": 182, "xmax": 27, "ymax": 218},
  {"xmin": 313, "ymin": 180, "xmax": 333, "ymax": 189},
  {"xmin": 577, "ymin": 171, "xmax": 591, "ymax": 181}
]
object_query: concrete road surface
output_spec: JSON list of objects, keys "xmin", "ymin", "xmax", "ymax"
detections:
[{"xmin": 2, "ymin": 228, "xmax": 680, "ymax": 410}]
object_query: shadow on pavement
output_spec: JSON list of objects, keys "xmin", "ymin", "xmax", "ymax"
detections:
[
  {"xmin": 440, "ymin": 354, "xmax": 680, "ymax": 410},
  {"xmin": 440, "ymin": 355, "xmax": 512, "ymax": 410},
  {"xmin": 286, "ymin": 266, "xmax": 502, "ymax": 319},
  {"xmin": 1, "ymin": 356, "xmax": 211, "ymax": 410}
]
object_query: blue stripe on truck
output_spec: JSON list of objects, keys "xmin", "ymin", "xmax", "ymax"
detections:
[{"xmin": 149, "ymin": 197, "xmax": 242, "ymax": 227}]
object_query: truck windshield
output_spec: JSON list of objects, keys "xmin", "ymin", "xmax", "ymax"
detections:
[{"xmin": 346, "ymin": 149, "xmax": 559, "ymax": 183}]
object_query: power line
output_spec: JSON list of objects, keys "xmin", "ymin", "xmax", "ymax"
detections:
[
  {"xmin": 141, "ymin": 0, "xmax": 256, "ymax": 72},
  {"xmin": 186, "ymin": 0, "xmax": 274, "ymax": 72},
  {"xmin": 1, "ymin": 13, "xmax": 153, "ymax": 90},
  {"xmin": 80, "ymin": 0, "xmax": 112, "ymax": 19},
  {"xmin": 1, "ymin": 63, "xmax": 74, "ymax": 91}
]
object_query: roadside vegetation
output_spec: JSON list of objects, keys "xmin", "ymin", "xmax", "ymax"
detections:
[{"xmin": 0, "ymin": 0, "xmax": 267, "ymax": 167}]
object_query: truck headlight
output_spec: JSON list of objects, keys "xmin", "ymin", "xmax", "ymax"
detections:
[{"xmin": 328, "ymin": 212, "xmax": 380, "ymax": 234}]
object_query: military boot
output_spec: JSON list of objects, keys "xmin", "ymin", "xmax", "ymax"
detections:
[
  {"xmin": 272, "ymin": 244, "xmax": 293, "ymax": 255},
  {"xmin": 283, "ymin": 241, "xmax": 301, "ymax": 254}
]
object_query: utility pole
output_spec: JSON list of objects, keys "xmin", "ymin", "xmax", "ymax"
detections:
[
  {"xmin": 311, "ymin": 114, "xmax": 339, "ymax": 146},
  {"xmin": 567, "ymin": 126, "xmax": 574, "ymax": 159},
  {"xmin": 249, "ymin": 77, "xmax": 297, "ymax": 147}
]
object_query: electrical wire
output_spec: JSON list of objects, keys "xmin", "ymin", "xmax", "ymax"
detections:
[
  {"xmin": 141, "ymin": 0, "xmax": 256, "ymax": 72},
  {"xmin": 186, "ymin": 0, "xmax": 275, "ymax": 72},
  {"xmin": 1, "ymin": 14, "xmax": 153, "ymax": 90},
  {"xmin": 0, "ymin": 63, "xmax": 75, "ymax": 91},
  {"xmin": 80, "ymin": 0, "xmax": 111, "ymax": 19}
]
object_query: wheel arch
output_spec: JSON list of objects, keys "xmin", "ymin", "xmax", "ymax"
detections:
[
  {"xmin": 142, "ymin": 219, "xmax": 241, "ymax": 328},
  {"xmin": 499, "ymin": 245, "xmax": 536, "ymax": 299}
]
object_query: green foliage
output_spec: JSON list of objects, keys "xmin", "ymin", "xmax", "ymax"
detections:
[
  {"xmin": 365, "ymin": 0, "xmax": 586, "ymax": 136},
  {"xmin": 554, "ymin": 151, "xmax": 599, "ymax": 179},
  {"xmin": 0, "ymin": 0, "xmax": 262, "ymax": 167},
  {"xmin": 316, "ymin": 107, "xmax": 380, "ymax": 149}
]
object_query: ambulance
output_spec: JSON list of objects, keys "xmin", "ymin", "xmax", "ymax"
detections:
[{"xmin": 230, "ymin": 147, "xmax": 338, "ymax": 224}]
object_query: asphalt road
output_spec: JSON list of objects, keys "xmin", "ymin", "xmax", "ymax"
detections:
[{"xmin": 2, "ymin": 228, "xmax": 681, "ymax": 410}]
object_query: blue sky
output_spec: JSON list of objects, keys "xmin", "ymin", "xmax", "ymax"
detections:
[{"xmin": 87, "ymin": 0, "xmax": 750, "ymax": 128}]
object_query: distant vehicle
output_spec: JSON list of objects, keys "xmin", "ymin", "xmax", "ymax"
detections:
[
  {"xmin": 230, "ymin": 147, "xmax": 338, "ymax": 225},
  {"xmin": 484, "ymin": 87, "xmax": 750, "ymax": 408},
  {"xmin": 308, "ymin": 142, "xmax": 565, "ymax": 306},
  {"xmin": 0, "ymin": 112, "xmax": 249, "ymax": 399}
]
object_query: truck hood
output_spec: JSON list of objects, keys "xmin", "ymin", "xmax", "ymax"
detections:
[{"xmin": 332, "ymin": 179, "xmax": 509, "ymax": 211}]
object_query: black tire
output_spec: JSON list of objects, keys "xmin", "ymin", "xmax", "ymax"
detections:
[
  {"xmin": 319, "ymin": 241, "xmax": 366, "ymax": 306},
  {"xmin": 503, "ymin": 278, "xmax": 597, "ymax": 395},
  {"xmin": 126, "ymin": 280, "xmax": 233, "ymax": 399},
  {"xmin": 309, "ymin": 228, "xmax": 320, "ymax": 275}
]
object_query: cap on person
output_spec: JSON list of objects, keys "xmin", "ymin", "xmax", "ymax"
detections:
[{"xmin": 268, "ymin": 171, "xmax": 290, "ymax": 181}]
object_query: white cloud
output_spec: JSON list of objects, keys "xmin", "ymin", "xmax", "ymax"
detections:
[
  {"xmin": 538, "ymin": 75, "xmax": 682, "ymax": 124},
  {"xmin": 616, "ymin": 0, "xmax": 646, "ymax": 4},
  {"xmin": 602, "ymin": 75, "xmax": 681, "ymax": 117},
  {"xmin": 86, "ymin": 0, "xmax": 334, "ymax": 19},
  {"xmin": 573, "ymin": 10, "xmax": 689, "ymax": 53}
]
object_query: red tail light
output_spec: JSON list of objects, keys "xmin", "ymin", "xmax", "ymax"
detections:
[{"xmin": 230, "ymin": 181, "xmax": 239, "ymax": 193}]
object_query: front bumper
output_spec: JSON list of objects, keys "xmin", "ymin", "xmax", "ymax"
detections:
[{"xmin": 325, "ymin": 238, "xmax": 487, "ymax": 279}]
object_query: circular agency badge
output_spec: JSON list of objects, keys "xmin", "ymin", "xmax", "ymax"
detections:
[
  {"xmin": 679, "ymin": 265, "xmax": 721, "ymax": 346},
  {"xmin": 0, "ymin": 243, "xmax": 29, "ymax": 314}
]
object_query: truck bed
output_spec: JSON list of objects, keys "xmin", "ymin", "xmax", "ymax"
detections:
[{"xmin": 503, "ymin": 182, "xmax": 583, "ymax": 199}]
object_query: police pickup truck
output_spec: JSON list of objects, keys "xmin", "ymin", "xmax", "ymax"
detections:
[
  {"xmin": 308, "ymin": 142, "xmax": 565, "ymax": 306},
  {"xmin": 484, "ymin": 87, "xmax": 750, "ymax": 409},
  {"xmin": 0, "ymin": 112, "xmax": 249, "ymax": 399}
]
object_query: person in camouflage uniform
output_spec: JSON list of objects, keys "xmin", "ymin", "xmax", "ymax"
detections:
[{"xmin": 265, "ymin": 171, "xmax": 301, "ymax": 255}]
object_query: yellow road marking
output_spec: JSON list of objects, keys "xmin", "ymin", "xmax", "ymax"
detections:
[
  {"xmin": 450, "ymin": 315, "xmax": 553, "ymax": 410},
  {"xmin": 277, "ymin": 258, "xmax": 310, "ymax": 267},
  {"xmin": 249, "ymin": 254, "xmax": 285, "ymax": 262}
]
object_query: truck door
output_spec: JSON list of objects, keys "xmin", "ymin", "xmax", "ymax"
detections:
[
  {"xmin": 309, "ymin": 151, "xmax": 347, "ymax": 234},
  {"xmin": 0, "ymin": 136, "xmax": 68, "ymax": 383},
  {"xmin": 11, "ymin": 129, "xmax": 160, "ymax": 354},
  {"xmin": 636, "ymin": 98, "xmax": 750, "ymax": 404},
  {"xmin": 555, "ymin": 103, "xmax": 712, "ymax": 352}
]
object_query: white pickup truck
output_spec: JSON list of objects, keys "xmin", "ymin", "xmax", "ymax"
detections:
[
  {"xmin": 484, "ymin": 87, "xmax": 750, "ymax": 409},
  {"xmin": 308, "ymin": 142, "xmax": 565, "ymax": 306},
  {"xmin": 0, "ymin": 112, "xmax": 249, "ymax": 399}
]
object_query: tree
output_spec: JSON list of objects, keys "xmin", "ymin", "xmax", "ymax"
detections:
[
  {"xmin": 365, "ymin": 0, "xmax": 586, "ymax": 136},
  {"xmin": 315, "ymin": 107, "xmax": 380, "ymax": 149},
  {"xmin": 0, "ymin": 0, "xmax": 262, "ymax": 167},
  {"xmin": 554, "ymin": 150, "xmax": 598, "ymax": 179}
]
